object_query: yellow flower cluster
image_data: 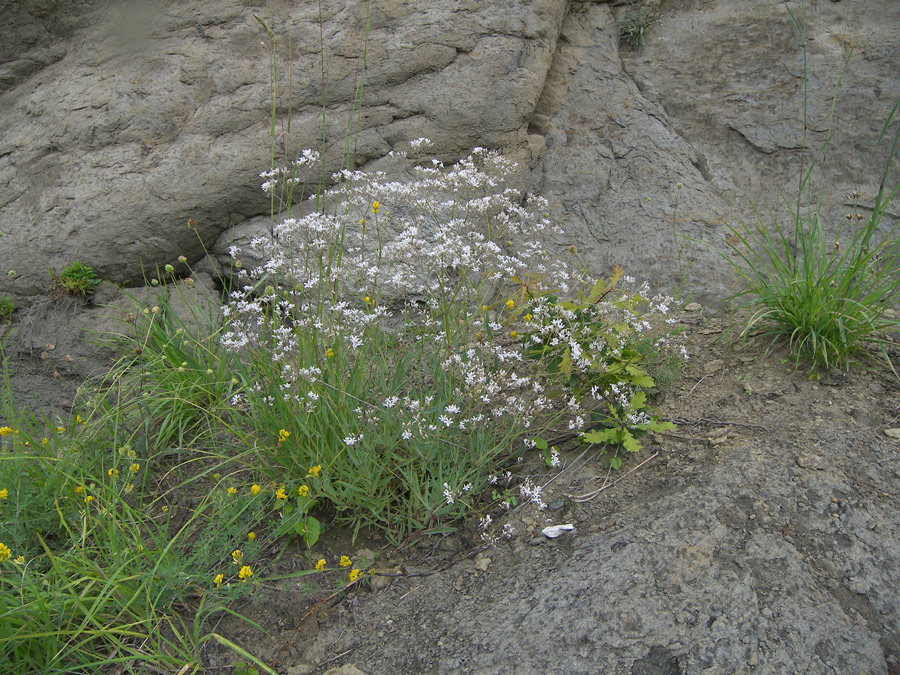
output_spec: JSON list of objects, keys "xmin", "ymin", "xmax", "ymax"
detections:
[
  {"xmin": 251, "ymin": 484, "xmax": 261, "ymax": 496},
  {"xmin": 238, "ymin": 565, "xmax": 253, "ymax": 582},
  {"xmin": 278, "ymin": 429, "xmax": 290, "ymax": 443},
  {"xmin": 297, "ymin": 485, "xmax": 309, "ymax": 497},
  {"xmin": 307, "ymin": 465, "xmax": 322, "ymax": 477},
  {"xmin": 339, "ymin": 555, "xmax": 352, "ymax": 568},
  {"xmin": 348, "ymin": 568, "xmax": 361, "ymax": 582},
  {"xmin": 0, "ymin": 426, "xmax": 13, "ymax": 437},
  {"xmin": 315, "ymin": 558, "xmax": 326, "ymax": 571},
  {"xmin": 0, "ymin": 488, "xmax": 7, "ymax": 500},
  {"xmin": 0, "ymin": 542, "xmax": 11, "ymax": 562}
]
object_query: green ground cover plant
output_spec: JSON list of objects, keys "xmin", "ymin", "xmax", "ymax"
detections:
[{"xmin": 52, "ymin": 260, "xmax": 101, "ymax": 296}]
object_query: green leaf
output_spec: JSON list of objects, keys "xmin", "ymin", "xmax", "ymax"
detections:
[
  {"xmin": 583, "ymin": 428, "xmax": 619, "ymax": 445},
  {"xmin": 629, "ymin": 374, "xmax": 655, "ymax": 387},
  {"xmin": 629, "ymin": 390, "xmax": 647, "ymax": 409},
  {"xmin": 609, "ymin": 455, "xmax": 623, "ymax": 470},
  {"xmin": 558, "ymin": 348, "xmax": 573, "ymax": 377},
  {"xmin": 534, "ymin": 437, "xmax": 548, "ymax": 451},
  {"xmin": 622, "ymin": 431, "xmax": 641, "ymax": 453},
  {"xmin": 300, "ymin": 516, "xmax": 322, "ymax": 548}
]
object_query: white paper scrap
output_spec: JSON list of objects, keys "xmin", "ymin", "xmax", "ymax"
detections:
[{"xmin": 541, "ymin": 524, "xmax": 575, "ymax": 539}]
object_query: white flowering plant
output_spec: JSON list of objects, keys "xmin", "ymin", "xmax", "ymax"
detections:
[{"xmin": 223, "ymin": 143, "xmax": 680, "ymax": 539}]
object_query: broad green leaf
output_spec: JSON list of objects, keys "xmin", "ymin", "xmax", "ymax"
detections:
[
  {"xmin": 301, "ymin": 516, "xmax": 322, "ymax": 548},
  {"xmin": 583, "ymin": 428, "xmax": 619, "ymax": 445},
  {"xmin": 622, "ymin": 431, "xmax": 641, "ymax": 453},
  {"xmin": 630, "ymin": 390, "xmax": 647, "ymax": 409},
  {"xmin": 629, "ymin": 374, "xmax": 655, "ymax": 387}
]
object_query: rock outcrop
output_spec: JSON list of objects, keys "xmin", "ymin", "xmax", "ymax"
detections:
[{"xmin": 2, "ymin": 0, "xmax": 897, "ymax": 304}]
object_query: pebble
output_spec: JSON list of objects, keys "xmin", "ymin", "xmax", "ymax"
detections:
[
  {"xmin": 795, "ymin": 453, "xmax": 828, "ymax": 470},
  {"xmin": 883, "ymin": 428, "xmax": 900, "ymax": 440}
]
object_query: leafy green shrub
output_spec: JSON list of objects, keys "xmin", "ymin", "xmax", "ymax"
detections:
[
  {"xmin": 521, "ymin": 266, "xmax": 678, "ymax": 465},
  {"xmin": 53, "ymin": 261, "xmax": 101, "ymax": 296}
]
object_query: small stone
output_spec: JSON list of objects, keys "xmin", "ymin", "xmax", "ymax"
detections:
[
  {"xmin": 883, "ymin": 428, "xmax": 900, "ymax": 440},
  {"xmin": 795, "ymin": 454, "xmax": 828, "ymax": 470},
  {"xmin": 287, "ymin": 666, "xmax": 314, "ymax": 675},
  {"xmin": 684, "ymin": 302, "xmax": 702, "ymax": 312},
  {"xmin": 703, "ymin": 359, "xmax": 724, "ymax": 374},
  {"xmin": 547, "ymin": 496, "xmax": 572, "ymax": 511},
  {"xmin": 474, "ymin": 556, "xmax": 491, "ymax": 572}
]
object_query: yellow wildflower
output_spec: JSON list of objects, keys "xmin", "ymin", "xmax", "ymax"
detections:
[
  {"xmin": 307, "ymin": 465, "xmax": 322, "ymax": 477},
  {"xmin": 371, "ymin": 200, "xmax": 380, "ymax": 213},
  {"xmin": 84, "ymin": 496, "xmax": 94, "ymax": 504},
  {"xmin": 247, "ymin": 531, "xmax": 256, "ymax": 541},
  {"xmin": 41, "ymin": 437, "xmax": 48, "ymax": 446},
  {"xmin": 250, "ymin": 484, "xmax": 261, "ymax": 496},
  {"xmin": 359, "ymin": 217, "xmax": 366, "ymax": 226},
  {"xmin": 0, "ymin": 488, "xmax": 7, "ymax": 500},
  {"xmin": 325, "ymin": 348, "xmax": 334, "ymax": 358},
  {"xmin": 124, "ymin": 482, "xmax": 134, "ymax": 493},
  {"xmin": 231, "ymin": 549, "xmax": 243, "ymax": 565},
  {"xmin": 339, "ymin": 555, "xmax": 352, "ymax": 568},
  {"xmin": 74, "ymin": 486, "xmax": 84, "ymax": 496},
  {"xmin": 278, "ymin": 429, "xmax": 290, "ymax": 443},
  {"xmin": 524, "ymin": 313, "xmax": 533, "ymax": 322},
  {"xmin": 510, "ymin": 331, "xmax": 518, "ymax": 338},
  {"xmin": 129, "ymin": 463, "xmax": 140, "ymax": 474},
  {"xmin": 14, "ymin": 555, "xmax": 24, "ymax": 564},
  {"xmin": 298, "ymin": 484, "xmax": 309, "ymax": 498},
  {"xmin": 75, "ymin": 415, "xmax": 84, "ymax": 424},
  {"xmin": 481, "ymin": 305, "xmax": 487, "ymax": 312},
  {"xmin": 0, "ymin": 543, "xmax": 10, "ymax": 562},
  {"xmin": 227, "ymin": 486, "xmax": 237, "ymax": 496},
  {"xmin": 107, "ymin": 468, "xmax": 119, "ymax": 479},
  {"xmin": 275, "ymin": 486, "xmax": 287, "ymax": 500},
  {"xmin": 213, "ymin": 573, "xmax": 224, "ymax": 587},
  {"xmin": 0, "ymin": 426, "xmax": 13, "ymax": 437},
  {"xmin": 364, "ymin": 296, "xmax": 371, "ymax": 304},
  {"xmin": 315, "ymin": 558, "xmax": 326, "ymax": 571},
  {"xmin": 348, "ymin": 568, "xmax": 360, "ymax": 582},
  {"xmin": 505, "ymin": 299, "xmax": 515, "ymax": 310},
  {"xmin": 238, "ymin": 565, "xmax": 253, "ymax": 582},
  {"xmin": 56, "ymin": 426, "xmax": 65, "ymax": 433}
]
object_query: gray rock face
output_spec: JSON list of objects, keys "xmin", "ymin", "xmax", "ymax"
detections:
[
  {"xmin": 2, "ymin": 0, "xmax": 896, "ymax": 304},
  {"xmin": 0, "ymin": 0, "xmax": 567, "ymax": 298}
]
